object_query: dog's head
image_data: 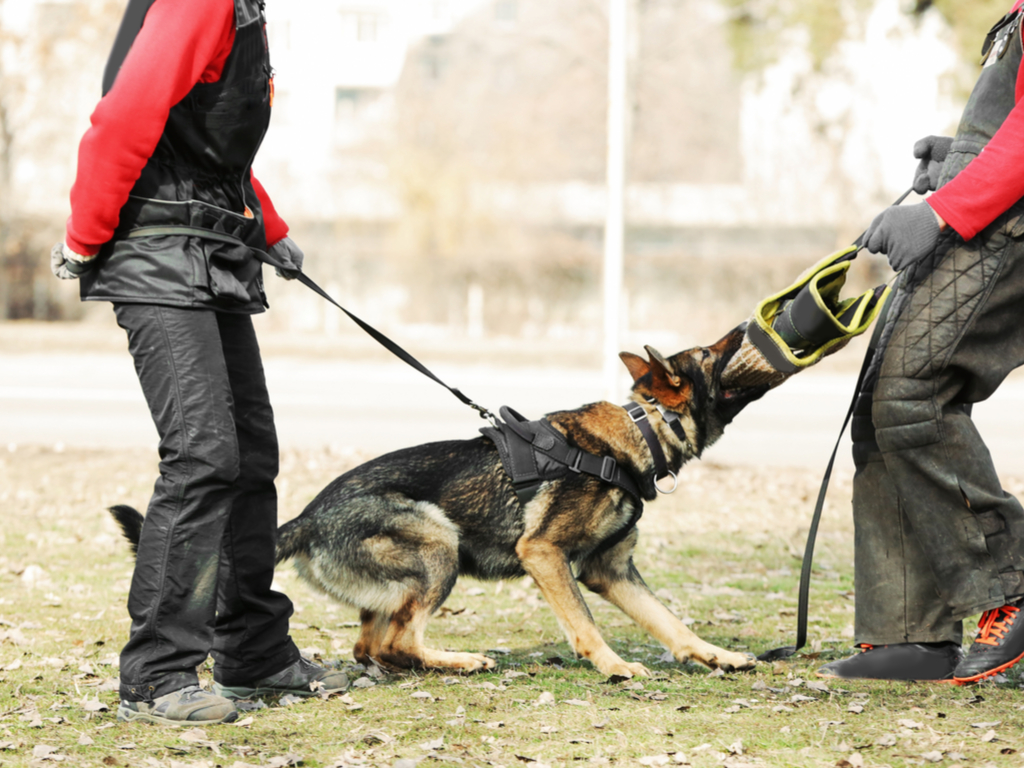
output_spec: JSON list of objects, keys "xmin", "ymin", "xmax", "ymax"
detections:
[{"xmin": 619, "ymin": 323, "xmax": 768, "ymax": 458}]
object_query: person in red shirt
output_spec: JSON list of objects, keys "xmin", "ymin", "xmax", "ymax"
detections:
[
  {"xmin": 53, "ymin": 0, "xmax": 348, "ymax": 723},
  {"xmin": 818, "ymin": 1, "xmax": 1024, "ymax": 682}
]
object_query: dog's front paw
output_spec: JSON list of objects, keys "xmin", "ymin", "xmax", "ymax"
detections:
[
  {"xmin": 459, "ymin": 653, "xmax": 497, "ymax": 673},
  {"xmin": 599, "ymin": 658, "xmax": 650, "ymax": 679},
  {"xmin": 708, "ymin": 650, "xmax": 757, "ymax": 673}
]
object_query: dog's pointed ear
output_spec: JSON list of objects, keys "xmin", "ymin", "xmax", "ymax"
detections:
[
  {"xmin": 644, "ymin": 345, "xmax": 692, "ymax": 407},
  {"xmin": 619, "ymin": 351, "xmax": 650, "ymax": 382},
  {"xmin": 644, "ymin": 346, "xmax": 681, "ymax": 388}
]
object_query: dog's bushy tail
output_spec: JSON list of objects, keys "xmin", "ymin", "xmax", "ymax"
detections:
[
  {"xmin": 110, "ymin": 503, "xmax": 304, "ymax": 564},
  {"xmin": 109, "ymin": 504, "xmax": 144, "ymax": 556},
  {"xmin": 275, "ymin": 517, "xmax": 306, "ymax": 565}
]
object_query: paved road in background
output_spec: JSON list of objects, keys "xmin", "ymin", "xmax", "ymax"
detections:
[{"xmin": 4, "ymin": 349, "xmax": 1024, "ymax": 478}]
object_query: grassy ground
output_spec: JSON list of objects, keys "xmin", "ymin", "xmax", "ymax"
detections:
[{"xmin": 2, "ymin": 445, "xmax": 1023, "ymax": 768}]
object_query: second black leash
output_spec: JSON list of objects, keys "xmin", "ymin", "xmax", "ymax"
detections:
[{"xmin": 756, "ymin": 188, "xmax": 912, "ymax": 662}]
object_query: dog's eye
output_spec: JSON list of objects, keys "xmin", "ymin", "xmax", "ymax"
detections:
[{"xmin": 701, "ymin": 349, "xmax": 710, "ymax": 360}]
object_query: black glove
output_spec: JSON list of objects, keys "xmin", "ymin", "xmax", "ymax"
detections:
[
  {"xmin": 270, "ymin": 236, "xmax": 304, "ymax": 280},
  {"xmin": 912, "ymin": 135, "xmax": 953, "ymax": 195},
  {"xmin": 50, "ymin": 242, "xmax": 96, "ymax": 280},
  {"xmin": 864, "ymin": 202, "xmax": 941, "ymax": 272}
]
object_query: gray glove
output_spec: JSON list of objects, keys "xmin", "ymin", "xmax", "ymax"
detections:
[
  {"xmin": 50, "ymin": 242, "xmax": 96, "ymax": 280},
  {"xmin": 912, "ymin": 135, "xmax": 953, "ymax": 195},
  {"xmin": 270, "ymin": 236, "xmax": 304, "ymax": 280},
  {"xmin": 864, "ymin": 202, "xmax": 941, "ymax": 272}
]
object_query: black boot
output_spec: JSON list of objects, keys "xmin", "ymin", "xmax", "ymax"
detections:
[{"xmin": 816, "ymin": 642, "xmax": 963, "ymax": 681}]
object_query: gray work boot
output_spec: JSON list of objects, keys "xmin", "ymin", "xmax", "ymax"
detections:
[
  {"xmin": 117, "ymin": 684, "xmax": 239, "ymax": 725},
  {"xmin": 213, "ymin": 656, "xmax": 350, "ymax": 700}
]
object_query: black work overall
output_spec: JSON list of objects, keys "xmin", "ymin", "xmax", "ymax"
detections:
[
  {"xmin": 92, "ymin": 0, "xmax": 300, "ymax": 701},
  {"xmin": 851, "ymin": 9, "xmax": 1024, "ymax": 646}
]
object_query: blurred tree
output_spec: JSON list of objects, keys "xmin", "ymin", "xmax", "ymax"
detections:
[
  {"xmin": 724, "ymin": 0, "xmax": 1014, "ymax": 75},
  {"xmin": 721, "ymin": 0, "xmax": 877, "ymax": 73},
  {"xmin": 911, "ymin": 1, "xmax": 1013, "ymax": 68},
  {"xmin": 0, "ymin": 0, "xmax": 121, "ymax": 319}
]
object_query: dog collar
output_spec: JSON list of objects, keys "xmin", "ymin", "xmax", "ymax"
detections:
[
  {"xmin": 644, "ymin": 396, "xmax": 688, "ymax": 443},
  {"xmin": 623, "ymin": 401, "xmax": 679, "ymax": 494}
]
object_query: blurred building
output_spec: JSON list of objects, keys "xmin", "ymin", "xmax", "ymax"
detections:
[
  {"xmin": 2, "ymin": 0, "xmax": 967, "ymax": 336},
  {"xmin": 254, "ymin": 0, "xmax": 964, "ymax": 255}
]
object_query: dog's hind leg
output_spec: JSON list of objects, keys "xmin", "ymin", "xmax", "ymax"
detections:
[
  {"xmin": 577, "ymin": 533, "xmax": 756, "ymax": 673},
  {"xmin": 516, "ymin": 535, "xmax": 649, "ymax": 678},
  {"xmin": 378, "ymin": 597, "xmax": 496, "ymax": 673},
  {"xmin": 322, "ymin": 496, "xmax": 494, "ymax": 673},
  {"xmin": 353, "ymin": 609, "xmax": 389, "ymax": 668}
]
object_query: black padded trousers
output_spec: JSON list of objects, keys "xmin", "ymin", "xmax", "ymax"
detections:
[
  {"xmin": 851, "ymin": 210, "xmax": 1024, "ymax": 646},
  {"xmin": 114, "ymin": 304, "xmax": 299, "ymax": 701}
]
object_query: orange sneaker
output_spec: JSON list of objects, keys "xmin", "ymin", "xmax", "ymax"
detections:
[{"xmin": 953, "ymin": 601, "xmax": 1024, "ymax": 684}]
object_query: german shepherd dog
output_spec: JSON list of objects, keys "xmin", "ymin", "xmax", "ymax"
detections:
[{"xmin": 111, "ymin": 326, "xmax": 765, "ymax": 679}]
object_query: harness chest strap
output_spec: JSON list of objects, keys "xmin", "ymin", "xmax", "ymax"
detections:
[{"xmin": 481, "ymin": 406, "xmax": 643, "ymax": 506}]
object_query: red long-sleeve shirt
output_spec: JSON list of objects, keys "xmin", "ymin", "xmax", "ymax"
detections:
[
  {"xmin": 927, "ymin": 0, "xmax": 1024, "ymax": 240},
  {"xmin": 65, "ymin": 0, "xmax": 288, "ymax": 257}
]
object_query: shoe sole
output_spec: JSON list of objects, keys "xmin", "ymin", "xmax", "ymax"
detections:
[
  {"xmin": 215, "ymin": 684, "xmax": 349, "ymax": 700},
  {"xmin": 815, "ymin": 670, "xmax": 959, "ymax": 683},
  {"xmin": 953, "ymin": 649, "xmax": 1024, "ymax": 684},
  {"xmin": 117, "ymin": 704, "xmax": 239, "ymax": 725},
  {"xmin": 215, "ymin": 685, "xmax": 320, "ymax": 700}
]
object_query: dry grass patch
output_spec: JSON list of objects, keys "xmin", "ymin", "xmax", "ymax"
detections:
[{"xmin": 2, "ymin": 446, "xmax": 1024, "ymax": 768}]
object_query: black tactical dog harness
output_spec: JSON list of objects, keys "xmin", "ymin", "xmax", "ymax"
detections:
[{"xmin": 481, "ymin": 403, "xmax": 682, "ymax": 555}]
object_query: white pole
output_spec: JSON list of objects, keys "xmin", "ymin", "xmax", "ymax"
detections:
[{"xmin": 602, "ymin": 0, "xmax": 628, "ymax": 402}]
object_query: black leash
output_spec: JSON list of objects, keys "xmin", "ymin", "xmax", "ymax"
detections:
[
  {"xmin": 756, "ymin": 295, "xmax": 891, "ymax": 660},
  {"xmin": 756, "ymin": 189, "xmax": 910, "ymax": 662},
  {"xmin": 124, "ymin": 226, "xmax": 499, "ymax": 424}
]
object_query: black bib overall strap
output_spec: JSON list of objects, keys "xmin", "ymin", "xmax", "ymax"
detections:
[
  {"xmin": 102, "ymin": 0, "xmax": 158, "ymax": 95},
  {"xmin": 82, "ymin": 0, "xmax": 274, "ymax": 313}
]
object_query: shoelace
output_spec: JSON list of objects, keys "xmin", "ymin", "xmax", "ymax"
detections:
[
  {"xmin": 856, "ymin": 643, "xmax": 875, "ymax": 652},
  {"xmin": 973, "ymin": 604, "xmax": 1020, "ymax": 647}
]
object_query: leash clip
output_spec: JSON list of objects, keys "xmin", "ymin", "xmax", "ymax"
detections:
[{"xmin": 471, "ymin": 402, "xmax": 500, "ymax": 428}]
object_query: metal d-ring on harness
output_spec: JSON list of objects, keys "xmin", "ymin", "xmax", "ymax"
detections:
[{"xmin": 623, "ymin": 400, "xmax": 681, "ymax": 494}]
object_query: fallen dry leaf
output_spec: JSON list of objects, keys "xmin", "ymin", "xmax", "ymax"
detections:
[
  {"xmin": 82, "ymin": 698, "xmax": 108, "ymax": 712},
  {"xmin": 638, "ymin": 756, "xmax": 671, "ymax": 766},
  {"xmin": 897, "ymin": 719, "xmax": 922, "ymax": 730}
]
